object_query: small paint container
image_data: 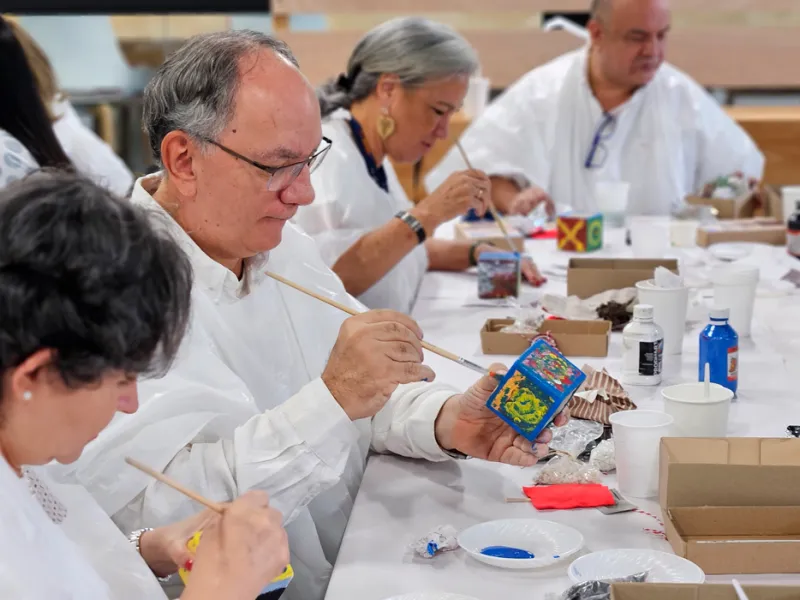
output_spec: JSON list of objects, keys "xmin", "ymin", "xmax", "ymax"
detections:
[
  {"xmin": 478, "ymin": 251, "xmax": 521, "ymax": 299},
  {"xmin": 179, "ymin": 530, "xmax": 293, "ymax": 599}
]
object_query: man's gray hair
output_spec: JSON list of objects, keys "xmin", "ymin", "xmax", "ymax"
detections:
[
  {"xmin": 143, "ymin": 30, "xmax": 299, "ymax": 165},
  {"xmin": 318, "ymin": 17, "xmax": 479, "ymax": 118}
]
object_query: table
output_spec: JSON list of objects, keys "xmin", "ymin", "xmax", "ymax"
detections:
[{"xmin": 324, "ymin": 225, "xmax": 800, "ymax": 600}]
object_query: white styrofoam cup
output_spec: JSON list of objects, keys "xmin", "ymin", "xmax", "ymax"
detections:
[{"xmin": 609, "ymin": 410, "xmax": 674, "ymax": 499}]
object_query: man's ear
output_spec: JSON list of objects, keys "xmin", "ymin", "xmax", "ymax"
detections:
[{"xmin": 160, "ymin": 131, "xmax": 199, "ymax": 198}]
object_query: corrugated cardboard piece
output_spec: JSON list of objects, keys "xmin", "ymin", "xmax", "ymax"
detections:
[
  {"xmin": 659, "ymin": 437, "xmax": 800, "ymax": 575},
  {"xmin": 567, "ymin": 258, "xmax": 679, "ymax": 299},
  {"xmin": 696, "ymin": 218, "xmax": 787, "ymax": 247},
  {"xmin": 480, "ymin": 318, "xmax": 611, "ymax": 357},
  {"xmin": 611, "ymin": 583, "xmax": 800, "ymax": 600}
]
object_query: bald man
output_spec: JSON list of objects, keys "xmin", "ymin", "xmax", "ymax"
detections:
[
  {"xmin": 60, "ymin": 31, "xmax": 563, "ymax": 600},
  {"xmin": 427, "ymin": 0, "xmax": 764, "ymax": 216}
]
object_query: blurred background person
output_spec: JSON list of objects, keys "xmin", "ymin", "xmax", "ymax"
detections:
[
  {"xmin": 1, "ymin": 16, "xmax": 134, "ymax": 195},
  {"xmin": 426, "ymin": 0, "xmax": 764, "ymax": 217}
]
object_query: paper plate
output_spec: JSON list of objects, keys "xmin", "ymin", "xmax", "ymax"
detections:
[
  {"xmin": 457, "ymin": 519, "xmax": 584, "ymax": 570},
  {"xmin": 383, "ymin": 595, "xmax": 480, "ymax": 600},
  {"xmin": 568, "ymin": 549, "xmax": 705, "ymax": 584},
  {"xmin": 708, "ymin": 242, "xmax": 756, "ymax": 262}
]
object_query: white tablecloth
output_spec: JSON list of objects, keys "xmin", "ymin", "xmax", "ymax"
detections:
[{"xmin": 324, "ymin": 225, "xmax": 800, "ymax": 600}]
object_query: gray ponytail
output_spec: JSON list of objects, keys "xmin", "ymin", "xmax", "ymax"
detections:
[{"xmin": 318, "ymin": 17, "xmax": 479, "ymax": 118}]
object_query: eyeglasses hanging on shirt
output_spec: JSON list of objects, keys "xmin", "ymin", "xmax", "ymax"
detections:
[{"xmin": 584, "ymin": 112, "xmax": 617, "ymax": 169}]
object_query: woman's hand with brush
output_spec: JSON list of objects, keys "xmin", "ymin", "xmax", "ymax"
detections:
[
  {"xmin": 433, "ymin": 363, "xmax": 569, "ymax": 466},
  {"xmin": 182, "ymin": 491, "xmax": 289, "ymax": 600},
  {"xmin": 322, "ymin": 310, "xmax": 437, "ymax": 421},
  {"xmin": 412, "ymin": 169, "xmax": 491, "ymax": 231}
]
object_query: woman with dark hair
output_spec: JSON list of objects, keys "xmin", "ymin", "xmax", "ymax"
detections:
[
  {"xmin": 0, "ymin": 15, "xmax": 71, "ymax": 188},
  {"xmin": 0, "ymin": 171, "xmax": 289, "ymax": 599}
]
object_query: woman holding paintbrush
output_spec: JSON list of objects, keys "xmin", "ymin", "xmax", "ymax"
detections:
[
  {"xmin": 293, "ymin": 17, "xmax": 546, "ymax": 314},
  {"xmin": 0, "ymin": 171, "xmax": 288, "ymax": 598}
]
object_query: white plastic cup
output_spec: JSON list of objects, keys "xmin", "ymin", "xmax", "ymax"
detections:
[
  {"xmin": 595, "ymin": 181, "xmax": 630, "ymax": 228},
  {"xmin": 635, "ymin": 279, "xmax": 689, "ymax": 355},
  {"xmin": 662, "ymin": 382, "xmax": 733, "ymax": 438},
  {"xmin": 629, "ymin": 216, "xmax": 670, "ymax": 258},
  {"xmin": 782, "ymin": 186, "xmax": 800, "ymax": 223},
  {"xmin": 670, "ymin": 220, "xmax": 699, "ymax": 248},
  {"xmin": 710, "ymin": 265, "xmax": 759, "ymax": 337},
  {"xmin": 462, "ymin": 76, "xmax": 490, "ymax": 119},
  {"xmin": 609, "ymin": 410, "xmax": 674, "ymax": 499}
]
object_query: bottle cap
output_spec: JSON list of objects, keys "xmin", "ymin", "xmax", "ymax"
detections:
[
  {"xmin": 709, "ymin": 307, "xmax": 730, "ymax": 320},
  {"xmin": 633, "ymin": 304, "xmax": 654, "ymax": 321}
]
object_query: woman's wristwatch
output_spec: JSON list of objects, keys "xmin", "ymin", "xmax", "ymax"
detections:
[
  {"xmin": 128, "ymin": 528, "xmax": 174, "ymax": 583},
  {"xmin": 395, "ymin": 211, "xmax": 426, "ymax": 244}
]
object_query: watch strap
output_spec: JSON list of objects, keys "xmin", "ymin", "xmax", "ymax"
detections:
[{"xmin": 394, "ymin": 211, "xmax": 426, "ymax": 244}]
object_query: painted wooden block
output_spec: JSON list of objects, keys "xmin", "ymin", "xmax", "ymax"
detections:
[
  {"xmin": 486, "ymin": 338, "xmax": 587, "ymax": 442},
  {"xmin": 557, "ymin": 212, "xmax": 604, "ymax": 252},
  {"xmin": 477, "ymin": 251, "xmax": 521, "ymax": 299}
]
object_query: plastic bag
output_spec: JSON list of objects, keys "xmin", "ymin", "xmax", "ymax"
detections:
[
  {"xmin": 499, "ymin": 303, "xmax": 547, "ymax": 335},
  {"xmin": 560, "ymin": 572, "xmax": 649, "ymax": 600},
  {"xmin": 409, "ymin": 525, "xmax": 459, "ymax": 558},
  {"xmin": 533, "ymin": 453, "xmax": 602, "ymax": 485},
  {"xmin": 589, "ymin": 439, "xmax": 616, "ymax": 473},
  {"xmin": 548, "ymin": 419, "xmax": 604, "ymax": 458}
]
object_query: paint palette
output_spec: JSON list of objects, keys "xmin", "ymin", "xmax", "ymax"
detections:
[
  {"xmin": 457, "ymin": 519, "xmax": 584, "ymax": 570},
  {"xmin": 486, "ymin": 338, "xmax": 586, "ymax": 442}
]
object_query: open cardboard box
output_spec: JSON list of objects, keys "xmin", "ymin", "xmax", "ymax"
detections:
[
  {"xmin": 611, "ymin": 583, "xmax": 800, "ymax": 600},
  {"xmin": 480, "ymin": 318, "xmax": 611, "ymax": 357},
  {"xmin": 696, "ymin": 218, "xmax": 787, "ymax": 247},
  {"xmin": 454, "ymin": 220, "xmax": 525, "ymax": 252},
  {"xmin": 686, "ymin": 186, "xmax": 783, "ymax": 220},
  {"xmin": 659, "ymin": 437, "xmax": 800, "ymax": 575},
  {"xmin": 566, "ymin": 258, "xmax": 680, "ymax": 299}
]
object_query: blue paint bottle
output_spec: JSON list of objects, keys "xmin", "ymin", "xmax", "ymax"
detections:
[{"xmin": 699, "ymin": 307, "xmax": 738, "ymax": 398}]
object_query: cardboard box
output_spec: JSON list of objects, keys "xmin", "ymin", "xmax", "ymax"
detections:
[
  {"xmin": 480, "ymin": 318, "xmax": 611, "ymax": 357},
  {"xmin": 566, "ymin": 258, "xmax": 680, "ymax": 299},
  {"xmin": 695, "ymin": 218, "xmax": 787, "ymax": 247},
  {"xmin": 454, "ymin": 221, "xmax": 525, "ymax": 252},
  {"xmin": 686, "ymin": 186, "xmax": 783, "ymax": 220},
  {"xmin": 659, "ymin": 437, "xmax": 800, "ymax": 575},
  {"xmin": 611, "ymin": 583, "xmax": 800, "ymax": 600}
]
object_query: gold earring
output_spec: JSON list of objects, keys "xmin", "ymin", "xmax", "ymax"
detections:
[{"xmin": 377, "ymin": 109, "xmax": 396, "ymax": 141}]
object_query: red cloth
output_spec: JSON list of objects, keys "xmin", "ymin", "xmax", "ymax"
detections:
[
  {"xmin": 522, "ymin": 484, "xmax": 615, "ymax": 510},
  {"xmin": 526, "ymin": 228, "xmax": 558, "ymax": 239}
]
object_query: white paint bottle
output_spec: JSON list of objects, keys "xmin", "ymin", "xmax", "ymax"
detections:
[{"xmin": 621, "ymin": 304, "xmax": 664, "ymax": 386}]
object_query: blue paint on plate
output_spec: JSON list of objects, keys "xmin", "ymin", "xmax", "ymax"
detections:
[{"xmin": 480, "ymin": 546, "xmax": 535, "ymax": 559}]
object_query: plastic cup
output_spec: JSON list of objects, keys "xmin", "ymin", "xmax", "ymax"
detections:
[
  {"xmin": 609, "ymin": 410, "xmax": 674, "ymax": 499},
  {"xmin": 635, "ymin": 279, "xmax": 689, "ymax": 355},
  {"xmin": 595, "ymin": 181, "xmax": 630, "ymax": 228},
  {"xmin": 629, "ymin": 216, "xmax": 670, "ymax": 258},
  {"xmin": 462, "ymin": 76, "xmax": 490, "ymax": 119},
  {"xmin": 710, "ymin": 265, "xmax": 759, "ymax": 337},
  {"xmin": 670, "ymin": 220, "xmax": 699, "ymax": 247},
  {"xmin": 782, "ymin": 186, "xmax": 800, "ymax": 223},
  {"xmin": 662, "ymin": 382, "xmax": 733, "ymax": 438}
]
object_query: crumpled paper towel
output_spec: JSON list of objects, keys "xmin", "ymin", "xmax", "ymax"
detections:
[
  {"xmin": 543, "ymin": 288, "xmax": 637, "ymax": 321},
  {"xmin": 653, "ymin": 266, "xmax": 684, "ymax": 289},
  {"xmin": 410, "ymin": 525, "xmax": 459, "ymax": 558},
  {"xmin": 589, "ymin": 439, "xmax": 616, "ymax": 473}
]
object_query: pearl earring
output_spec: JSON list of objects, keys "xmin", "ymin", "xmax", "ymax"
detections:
[{"xmin": 22, "ymin": 391, "xmax": 32, "ymax": 401}]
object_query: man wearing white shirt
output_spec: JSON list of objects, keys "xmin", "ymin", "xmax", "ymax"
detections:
[
  {"xmin": 426, "ymin": 0, "xmax": 764, "ymax": 216},
  {"xmin": 61, "ymin": 30, "xmax": 564, "ymax": 600}
]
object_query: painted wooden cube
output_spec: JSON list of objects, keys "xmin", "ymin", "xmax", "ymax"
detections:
[
  {"xmin": 557, "ymin": 212, "xmax": 604, "ymax": 252},
  {"xmin": 486, "ymin": 338, "xmax": 587, "ymax": 442},
  {"xmin": 477, "ymin": 251, "xmax": 521, "ymax": 299}
]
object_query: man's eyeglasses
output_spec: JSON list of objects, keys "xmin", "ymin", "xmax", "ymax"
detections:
[
  {"xmin": 201, "ymin": 136, "xmax": 332, "ymax": 192},
  {"xmin": 584, "ymin": 113, "xmax": 616, "ymax": 169}
]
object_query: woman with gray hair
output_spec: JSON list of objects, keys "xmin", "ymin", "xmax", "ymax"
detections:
[{"xmin": 293, "ymin": 17, "xmax": 545, "ymax": 314}]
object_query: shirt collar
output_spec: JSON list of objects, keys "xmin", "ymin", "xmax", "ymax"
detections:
[{"xmin": 129, "ymin": 174, "xmax": 270, "ymax": 303}]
